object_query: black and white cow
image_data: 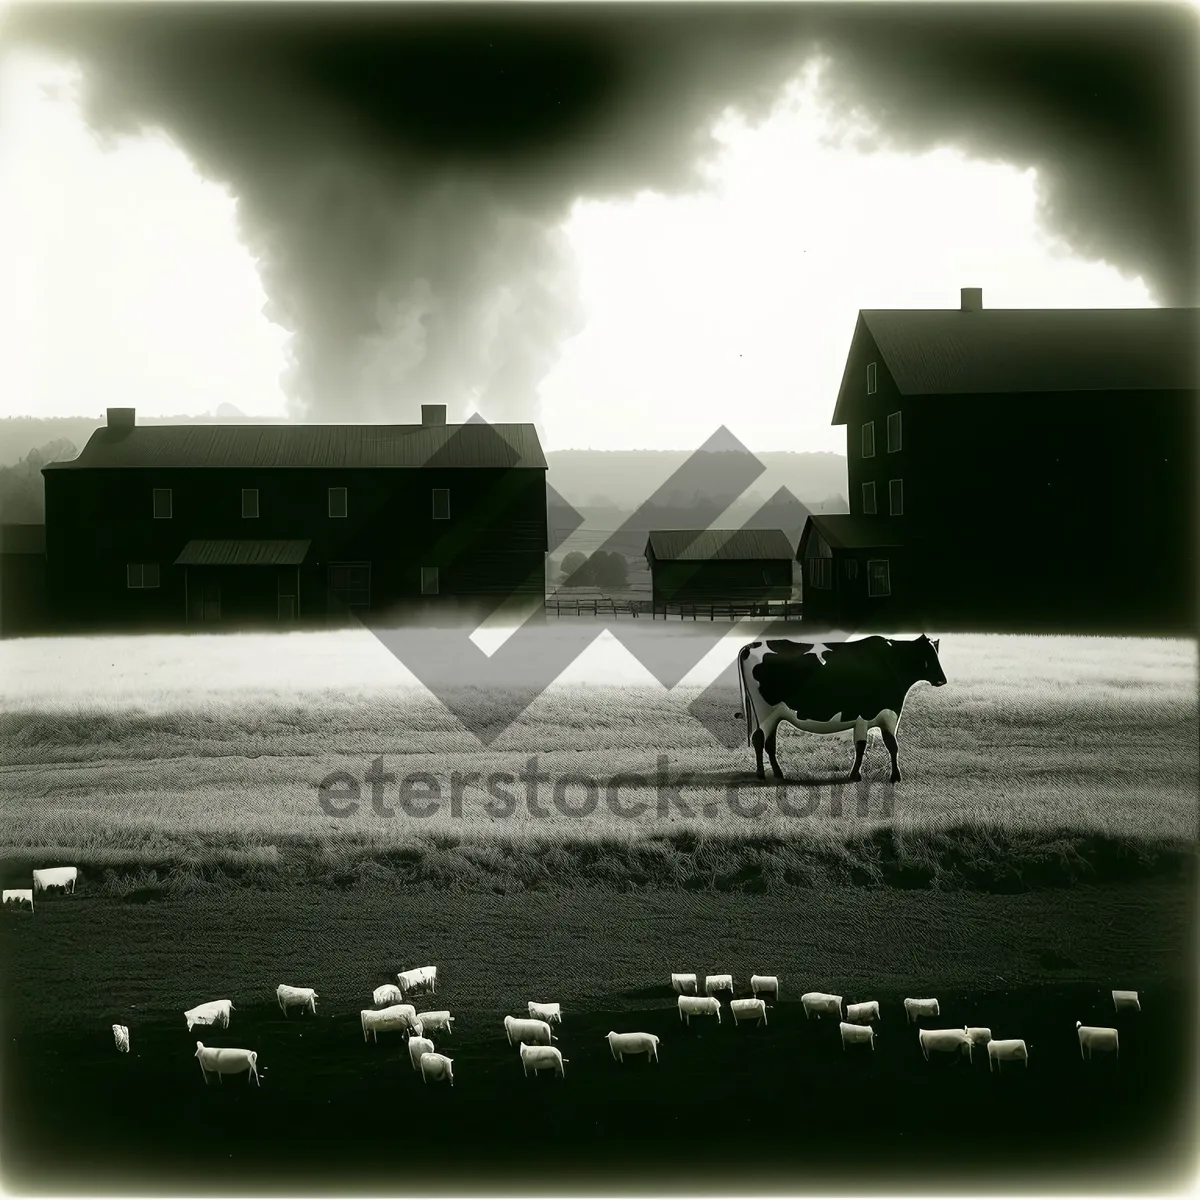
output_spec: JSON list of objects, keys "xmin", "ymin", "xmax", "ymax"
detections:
[{"xmin": 735, "ymin": 635, "xmax": 946, "ymax": 782}]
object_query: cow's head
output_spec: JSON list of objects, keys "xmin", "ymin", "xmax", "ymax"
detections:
[{"xmin": 917, "ymin": 634, "xmax": 947, "ymax": 686}]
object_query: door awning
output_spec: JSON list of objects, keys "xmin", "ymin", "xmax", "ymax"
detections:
[{"xmin": 174, "ymin": 539, "xmax": 311, "ymax": 567}]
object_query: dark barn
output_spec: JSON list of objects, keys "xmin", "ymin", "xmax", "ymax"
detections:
[
  {"xmin": 645, "ymin": 528, "xmax": 794, "ymax": 613},
  {"xmin": 0, "ymin": 523, "xmax": 48, "ymax": 637},
  {"xmin": 41, "ymin": 405, "xmax": 548, "ymax": 631},
  {"xmin": 797, "ymin": 514, "xmax": 906, "ymax": 629},
  {"xmin": 801, "ymin": 289, "xmax": 1199, "ymax": 633}
]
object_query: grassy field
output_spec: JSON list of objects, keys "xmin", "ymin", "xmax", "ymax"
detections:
[
  {"xmin": 1, "ymin": 626, "xmax": 1196, "ymax": 893},
  {"xmin": 1, "ymin": 879, "xmax": 1196, "ymax": 1195}
]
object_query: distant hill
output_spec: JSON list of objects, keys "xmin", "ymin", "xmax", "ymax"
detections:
[{"xmin": 0, "ymin": 438, "xmax": 79, "ymax": 522}]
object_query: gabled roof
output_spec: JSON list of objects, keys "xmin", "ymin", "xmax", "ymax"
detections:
[
  {"xmin": 43, "ymin": 422, "xmax": 548, "ymax": 471},
  {"xmin": 175, "ymin": 539, "xmax": 311, "ymax": 566},
  {"xmin": 645, "ymin": 528, "xmax": 794, "ymax": 562},
  {"xmin": 832, "ymin": 306, "xmax": 1199, "ymax": 424},
  {"xmin": 797, "ymin": 515, "xmax": 906, "ymax": 556},
  {"xmin": 0, "ymin": 524, "xmax": 46, "ymax": 555}
]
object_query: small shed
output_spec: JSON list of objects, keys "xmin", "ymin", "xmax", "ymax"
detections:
[
  {"xmin": 0, "ymin": 524, "xmax": 47, "ymax": 636},
  {"xmin": 644, "ymin": 528, "xmax": 794, "ymax": 612},
  {"xmin": 797, "ymin": 515, "xmax": 906, "ymax": 627}
]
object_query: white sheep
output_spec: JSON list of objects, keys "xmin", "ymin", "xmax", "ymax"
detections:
[
  {"xmin": 416, "ymin": 1010, "xmax": 455, "ymax": 1035},
  {"xmin": 704, "ymin": 974, "xmax": 734, "ymax": 997},
  {"xmin": 671, "ymin": 973, "xmax": 698, "ymax": 995},
  {"xmin": 750, "ymin": 974, "xmax": 779, "ymax": 1001},
  {"xmin": 361, "ymin": 1004, "xmax": 421, "ymax": 1043},
  {"xmin": 2, "ymin": 889, "xmax": 33, "ymax": 913},
  {"xmin": 987, "ymin": 1039, "xmax": 1029, "ymax": 1071},
  {"xmin": 276, "ymin": 985, "xmax": 318, "ymax": 1017},
  {"xmin": 839, "ymin": 1020, "xmax": 876, "ymax": 1050},
  {"xmin": 605, "ymin": 1031, "xmax": 660, "ymax": 1064},
  {"xmin": 730, "ymin": 998, "xmax": 768, "ymax": 1026},
  {"xmin": 964, "ymin": 1026, "xmax": 992, "ymax": 1047},
  {"xmin": 113, "ymin": 1024, "xmax": 129, "ymax": 1053},
  {"xmin": 904, "ymin": 997, "xmax": 940, "ymax": 1023},
  {"xmin": 32, "ymin": 866, "xmax": 77, "ymax": 894},
  {"xmin": 408, "ymin": 1036, "xmax": 436, "ymax": 1071},
  {"xmin": 1077, "ymin": 1022, "xmax": 1119, "ymax": 1059},
  {"xmin": 373, "ymin": 984, "xmax": 404, "ymax": 1006},
  {"xmin": 1112, "ymin": 990, "xmax": 1141, "ymax": 1013},
  {"xmin": 419, "ymin": 1051, "xmax": 454, "ymax": 1086},
  {"xmin": 918, "ymin": 1027, "xmax": 973, "ymax": 1062},
  {"xmin": 678, "ymin": 994, "xmax": 721, "ymax": 1025},
  {"xmin": 505, "ymin": 1015, "xmax": 555, "ymax": 1046},
  {"xmin": 845, "ymin": 1001, "xmax": 881, "ymax": 1024},
  {"xmin": 195, "ymin": 1042, "xmax": 259, "ymax": 1086},
  {"xmin": 184, "ymin": 1000, "xmax": 234, "ymax": 1032},
  {"xmin": 801, "ymin": 992, "xmax": 844, "ymax": 1020},
  {"xmin": 397, "ymin": 966, "xmax": 437, "ymax": 998},
  {"xmin": 520, "ymin": 1043, "xmax": 569, "ymax": 1078},
  {"xmin": 527, "ymin": 1001, "xmax": 563, "ymax": 1024}
]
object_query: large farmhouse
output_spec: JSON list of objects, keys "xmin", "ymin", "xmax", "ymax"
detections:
[
  {"xmin": 41, "ymin": 405, "xmax": 549, "ymax": 630},
  {"xmin": 799, "ymin": 290, "xmax": 1198, "ymax": 633}
]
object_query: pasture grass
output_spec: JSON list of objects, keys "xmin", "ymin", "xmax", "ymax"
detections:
[{"xmin": 1, "ymin": 628, "xmax": 1196, "ymax": 895}]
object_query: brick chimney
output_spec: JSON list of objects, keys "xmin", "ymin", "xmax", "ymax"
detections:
[
  {"xmin": 421, "ymin": 404, "xmax": 447, "ymax": 426},
  {"xmin": 960, "ymin": 287, "xmax": 983, "ymax": 312},
  {"xmin": 107, "ymin": 407, "xmax": 135, "ymax": 433}
]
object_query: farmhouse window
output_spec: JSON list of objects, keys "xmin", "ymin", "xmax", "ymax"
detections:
[
  {"xmin": 861, "ymin": 421, "xmax": 875, "ymax": 458},
  {"xmin": 126, "ymin": 562, "xmax": 160, "ymax": 588},
  {"xmin": 867, "ymin": 559, "xmax": 891, "ymax": 597},
  {"xmin": 889, "ymin": 479, "xmax": 904, "ymax": 516},
  {"xmin": 867, "ymin": 362, "xmax": 877, "ymax": 395},
  {"xmin": 806, "ymin": 558, "xmax": 832, "ymax": 590},
  {"xmin": 328, "ymin": 487, "xmax": 348, "ymax": 518},
  {"xmin": 887, "ymin": 411, "xmax": 902, "ymax": 452},
  {"xmin": 421, "ymin": 567, "xmax": 440, "ymax": 595},
  {"xmin": 327, "ymin": 562, "xmax": 370, "ymax": 610},
  {"xmin": 152, "ymin": 488, "xmax": 172, "ymax": 519},
  {"xmin": 862, "ymin": 481, "xmax": 877, "ymax": 514},
  {"xmin": 241, "ymin": 488, "xmax": 259, "ymax": 519},
  {"xmin": 432, "ymin": 488, "xmax": 450, "ymax": 520}
]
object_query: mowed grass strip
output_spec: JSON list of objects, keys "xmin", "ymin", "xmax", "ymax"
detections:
[{"xmin": 1, "ymin": 631, "xmax": 1195, "ymax": 893}]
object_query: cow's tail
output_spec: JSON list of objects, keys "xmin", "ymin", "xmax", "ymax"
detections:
[{"xmin": 735, "ymin": 648, "xmax": 758, "ymax": 748}]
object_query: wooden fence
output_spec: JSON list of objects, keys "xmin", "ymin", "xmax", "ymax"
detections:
[{"xmin": 545, "ymin": 597, "xmax": 803, "ymax": 621}]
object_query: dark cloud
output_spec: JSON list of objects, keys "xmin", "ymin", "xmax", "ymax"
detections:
[{"xmin": 5, "ymin": 3, "xmax": 1195, "ymax": 423}]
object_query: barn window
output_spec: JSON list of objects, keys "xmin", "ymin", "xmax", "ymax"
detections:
[
  {"xmin": 867, "ymin": 559, "xmax": 891, "ymax": 597},
  {"xmin": 862, "ymin": 481, "xmax": 877, "ymax": 514},
  {"xmin": 807, "ymin": 558, "xmax": 832, "ymax": 590},
  {"xmin": 241, "ymin": 488, "xmax": 259, "ymax": 519},
  {"xmin": 126, "ymin": 562, "xmax": 160, "ymax": 588},
  {"xmin": 152, "ymin": 488, "xmax": 172, "ymax": 519},
  {"xmin": 861, "ymin": 421, "xmax": 875, "ymax": 458},
  {"xmin": 328, "ymin": 487, "xmax": 348, "ymax": 518},
  {"xmin": 421, "ymin": 567, "xmax": 440, "ymax": 595},
  {"xmin": 887, "ymin": 411, "xmax": 902, "ymax": 452},
  {"xmin": 889, "ymin": 479, "xmax": 904, "ymax": 516},
  {"xmin": 432, "ymin": 488, "xmax": 450, "ymax": 520},
  {"xmin": 867, "ymin": 362, "xmax": 877, "ymax": 394}
]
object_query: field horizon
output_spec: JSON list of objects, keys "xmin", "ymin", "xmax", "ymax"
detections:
[{"xmin": 2, "ymin": 627, "xmax": 1196, "ymax": 897}]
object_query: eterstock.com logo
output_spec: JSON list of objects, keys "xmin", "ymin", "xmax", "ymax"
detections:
[
  {"xmin": 359, "ymin": 418, "xmax": 862, "ymax": 747},
  {"xmin": 316, "ymin": 756, "xmax": 892, "ymax": 820}
]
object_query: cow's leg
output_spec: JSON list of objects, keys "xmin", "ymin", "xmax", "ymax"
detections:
[
  {"xmin": 752, "ymin": 728, "xmax": 766, "ymax": 780},
  {"xmin": 848, "ymin": 719, "xmax": 869, "ymax": 781},
  {"xmin": 764, "ymin": 726, "xmax": 784, "ymax": 780},
  {"xmin": 879, "ymin": 709, "xmax": 902, "ymax": 783}
]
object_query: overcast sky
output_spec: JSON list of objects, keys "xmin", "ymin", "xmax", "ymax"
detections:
[{"xmin": 1, "ymin": 2, "xmax": 1195, "ymax": 453}]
